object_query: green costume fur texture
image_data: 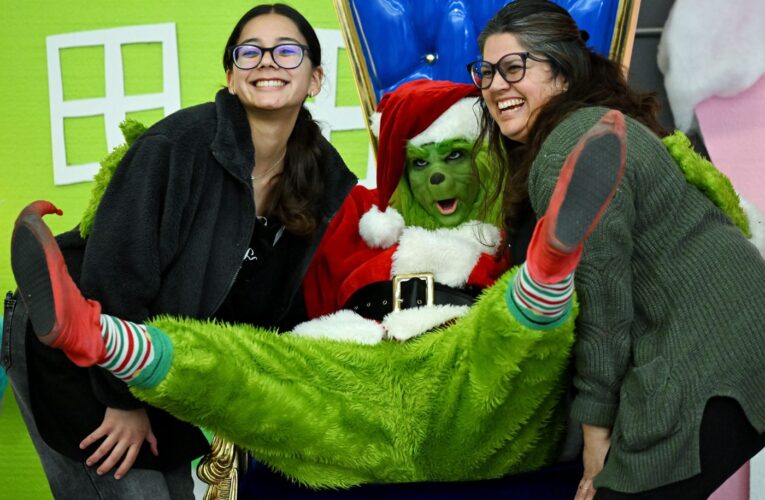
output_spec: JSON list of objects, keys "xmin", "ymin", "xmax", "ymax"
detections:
[
  {"xmin": 133, "ymin": 269, "xmax": 577, "ymax": 488},
  {"xmin": 663, "ymin": 131, "xmax": 750, "ymax": 236}
]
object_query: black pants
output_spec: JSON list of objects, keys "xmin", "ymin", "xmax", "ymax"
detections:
[{"xmin": 598, "ymin": 397, "xmax": 765, "ymax": 499}]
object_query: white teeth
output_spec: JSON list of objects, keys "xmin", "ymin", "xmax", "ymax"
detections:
[
  {"xmin": 498, "ymin": 98, "xmax": 524, "ymax": 110},
  {"xmin": 254, "ymin": 80, "xmax": 286, "ymax": 88}
]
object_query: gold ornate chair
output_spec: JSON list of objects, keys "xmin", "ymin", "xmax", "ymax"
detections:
[{"xmin": 198, "ymin": 1, "xmax": 640, "ymax": 498}]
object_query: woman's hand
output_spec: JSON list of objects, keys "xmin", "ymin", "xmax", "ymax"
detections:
[
  {"xmin": 80, "ymin": 407, "xmax": 159, "ymax": 479},
  {"xmin": 575, "ymin": 423, "xmax": 612, "ymax": 500}
]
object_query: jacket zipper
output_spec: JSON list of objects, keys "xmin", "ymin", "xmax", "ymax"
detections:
[{"xmin": 208, "ymin": 176, "xmax": 256, "ymax": 317}]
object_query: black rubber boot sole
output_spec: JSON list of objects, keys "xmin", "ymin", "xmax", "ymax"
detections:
[
  {"xmin": 555, "ymin": 133, "xmax": 623, "ymax": 249},
  {"xmin": 11, "ymin": 224, "xmax": 56, "ymax": 337}
]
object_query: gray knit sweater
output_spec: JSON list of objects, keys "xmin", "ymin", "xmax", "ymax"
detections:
[{"xmin": 528, "ymin": 107, "xmax": 765, "ymax": 492}]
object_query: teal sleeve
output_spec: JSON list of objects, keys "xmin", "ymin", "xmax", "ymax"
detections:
[{"xmin": 132, "ymin": 269, "xmax": 576, "ymax": 489}]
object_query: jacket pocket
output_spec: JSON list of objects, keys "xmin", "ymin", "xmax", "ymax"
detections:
[
  {"xmin": 1, "ymin": 291, "xmax": 17, "ymax": 370},
  {"xmin": 615, "ymin": 356, "xmax": 682, "ymax": 450}
]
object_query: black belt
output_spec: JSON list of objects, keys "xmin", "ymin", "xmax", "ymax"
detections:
[{"xmin": 342, "ymin": 273, "xmax": 482, "ymax": 321}]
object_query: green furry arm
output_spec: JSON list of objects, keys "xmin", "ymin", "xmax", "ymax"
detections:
[
  {"xmin": 80, "ymin": 119, "xmax": 147, "ymax": 238},
  {"xmin": 663, "ymin": 131, "xmax": 751, "ymax": 237},
  {"xmin": 132, "ymin": 268, "xmax": 576, "ymax": 488}
]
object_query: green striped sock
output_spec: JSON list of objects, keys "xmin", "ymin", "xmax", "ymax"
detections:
[
  {"xmin": 506, "ymin": 264, "xmax": 573, "ymax": 330},
  {"xmin": 98, "ymin": 315, "xmax": 171, "ymax": 387}
]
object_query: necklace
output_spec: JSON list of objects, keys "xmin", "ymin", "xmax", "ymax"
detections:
[{"xmin": 251, "ymin": 150, "xmax": 287, "ymax": 181}]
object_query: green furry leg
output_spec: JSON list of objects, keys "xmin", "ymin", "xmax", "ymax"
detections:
[{"xmin": 131, "ymin": 267, "xmax": 576, "ymax": 489}]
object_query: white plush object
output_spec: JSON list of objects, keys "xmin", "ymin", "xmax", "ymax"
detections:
[
  {"xmin": 392, "ymin": 221, "xmax": 500, "ymax": 288},
  {"xmin": 369, "ymin": 97, "xmax": 481, "ymax": 145},
  {"xmin": 292, "ymin": 310, "xmax": 385, "ymax": 345},
  {"xmin": 740, "ymin": 195, "xmax": 765, "ymax": 259},
  {"xmin": 359, "ymin": 205, "xmax": 405, "ymax": 248},
  {"xmin": 383, "ymin": 305, "xmax": 470, "ymax": 342},
  {"xmin": 657, "ymin": 0, "xmax": 765, "ymax": 132}
]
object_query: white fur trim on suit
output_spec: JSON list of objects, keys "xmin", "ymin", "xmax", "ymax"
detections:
[
  {"xmin": 410, "ymin": 97, "xmax": 481, "ymax": 146},
  {"xmin": 740, "ymin": 196, "xmax": 765, "ymax": 259},
  {"xmin": 383, "ymin": 305, "xmax": 470, "ymax": 342},
  {"xmin": 359, "ymin": 205, "xmax": 405, "ymax": 249},
  {"xmin": 392, "ymin": 221, "xmax": 500, "ymax": 287},
  {"xmin": 292, "ymin": 309, "xmax": 385, "ymax": 345}
]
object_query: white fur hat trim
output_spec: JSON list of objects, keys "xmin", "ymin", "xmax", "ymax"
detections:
[
  {"xmin": 359, "ymin": 205, "xmax": 405, "ymax": 249},
  {"xmin": 292, "ymin": 309, "xmax": 385, "ymax": 345},
  {"xmin": 368, "ymin": 97, "xmax": 481, "ymax": 146},
  {"xmin": 410, "ymin": 97, "xmax": 481, "ymax": 146}
]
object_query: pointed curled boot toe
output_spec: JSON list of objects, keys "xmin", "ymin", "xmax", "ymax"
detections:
[{"xmin": 11, "ymin": 201, "xmax": 105, "ymax": 367}]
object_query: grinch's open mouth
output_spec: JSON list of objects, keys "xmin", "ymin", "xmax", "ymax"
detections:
[{"xmin": 436, "ymin": 198, "xmax": 458, "ymax": 215}]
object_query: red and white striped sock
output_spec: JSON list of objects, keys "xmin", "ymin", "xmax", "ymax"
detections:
[
  {"xmin": 511, "ymin": 263, "xmax": 574, "ymax": 326},
  {"xmin": 97, "ymin": 314, "xmax": 155, "ymax": 382}
]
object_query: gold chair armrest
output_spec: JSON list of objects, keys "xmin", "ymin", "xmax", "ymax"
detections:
[{"xmin": 197, "ymin": 434, "xmax": 248, "ymax": 500}]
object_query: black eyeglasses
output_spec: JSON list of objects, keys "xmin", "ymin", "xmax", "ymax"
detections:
[
  {"xmin": 231, "ymin": 43, "xmax": 310, "ymax": 70},
  {"xmin": 466, "ymin": 52, "xmax": 547, "ymax": 89}
]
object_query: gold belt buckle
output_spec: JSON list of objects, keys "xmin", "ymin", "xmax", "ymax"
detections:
[{"xmin": 392, "ymin": 272, "xmax": 435, "ymax": 311}]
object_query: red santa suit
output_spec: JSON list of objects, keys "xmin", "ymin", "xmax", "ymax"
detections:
[{"xmin": 300, "ymin": 80, "xmax": 508, "ymax": 343}]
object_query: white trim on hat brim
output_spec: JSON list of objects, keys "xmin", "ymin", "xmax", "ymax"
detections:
[
  {"xmin": 369, "ymin": 97, "xmax": 482, "ymax": 146},
  {"xmin": 410, "ymin": 97, "xmax": 481, "ymax": 146}
]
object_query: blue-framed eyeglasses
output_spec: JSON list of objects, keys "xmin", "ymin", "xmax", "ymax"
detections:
[
  {"xmin": 232, "ymin": 43, "xmax": 310, "ymax": 70},
  {"xmin": 466, "ymin": 52, "xmax": 548, "ymax": 89}
]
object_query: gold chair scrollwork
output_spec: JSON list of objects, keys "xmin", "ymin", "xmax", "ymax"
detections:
[{"xmin": 197, "ymin": 435, "xmax": 248, "ymax": 500}]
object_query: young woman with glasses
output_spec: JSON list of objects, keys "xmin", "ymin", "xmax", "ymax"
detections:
[
  {"xmin": 468, "ymin": 1, "xmax": 765, "ymax": 498},
  {"xmin": 3, "ymin": 3, "xmax": 354, "ymax": 499}
]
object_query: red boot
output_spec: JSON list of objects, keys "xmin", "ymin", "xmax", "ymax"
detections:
[
  {"xmin": 527, "ymin": 110, "xmax": 627, "ymax": 283},
  {"xmin": 11, "ymin": 201, "xmax": 105, "ymax": 366}
]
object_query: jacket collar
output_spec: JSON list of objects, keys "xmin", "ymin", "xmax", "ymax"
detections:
[
  {"xmin": 210, "ymin": 88, "xmax": 358, "ymax": 215},
  {"xmin": 211, "ymin": 89, "xmax": 254, "ymax": 180}
]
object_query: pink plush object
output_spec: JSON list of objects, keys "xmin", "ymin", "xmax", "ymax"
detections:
[{"xmin": 695, "ymin": 74, "xmax": 765, "ymax": 216}]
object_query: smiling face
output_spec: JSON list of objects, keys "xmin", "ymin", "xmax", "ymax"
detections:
[
  {"xmin": 405, "ymin": 139, "xmax": 480, "ymax": 227},
  {"xmin": 226, "ymin": 13, "xmax": 322, "ymax": 114},
  {"xmin": 481, "ymin": 33, "xmax": 566, "ymax": 143}
]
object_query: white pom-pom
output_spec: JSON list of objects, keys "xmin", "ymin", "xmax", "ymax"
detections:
[{"xmin": 359, "ymin": 205, "xmax": 405, "ymax": 248}]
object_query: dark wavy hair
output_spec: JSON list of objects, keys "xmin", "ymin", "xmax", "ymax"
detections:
[
  {"xmin": 475, "ymin": 0, "xmax": 667, "ymax": 238},
  {"xmin": 223, "ymin": 4, "xmax": 326, "ymax": 237}
]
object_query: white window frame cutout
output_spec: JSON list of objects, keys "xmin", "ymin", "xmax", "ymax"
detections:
[
  {"xmin": 47, "ymin": 23, "xmax": 181, "ymax": 185},
  {"xmin": 308, "ymin": 28, "xmax": 375, "ymax": 187}
]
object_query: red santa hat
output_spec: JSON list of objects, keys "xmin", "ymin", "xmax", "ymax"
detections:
[{"xmin": 370, "ymin": 79, "xmax": 482, "ymax": 208}]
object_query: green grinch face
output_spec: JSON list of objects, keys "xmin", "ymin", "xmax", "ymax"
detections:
[{"xmin": 405, "ymin": 138, "xmax": 480, "ymax": 227}]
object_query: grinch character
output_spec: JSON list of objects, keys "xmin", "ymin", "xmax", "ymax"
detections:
[
  {"xmin": 11, "ymin": 93, "xmax": 626, "ymax": 490},
  {"xmin": 12, "ymin": 78, "xmax": 759, "ymax": 492},
  {"xmin": 296, "ymin": 80, "xmax": 509, "ymax": 345}
]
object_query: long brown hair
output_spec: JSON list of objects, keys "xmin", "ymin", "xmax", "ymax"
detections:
[
  {"xmin": 223, "ymin": 4, "xmax": 326, "ymax": 237},
  {"xmin": 475, "ymin": 0, "xmax": 667, "ymax": 237}
]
